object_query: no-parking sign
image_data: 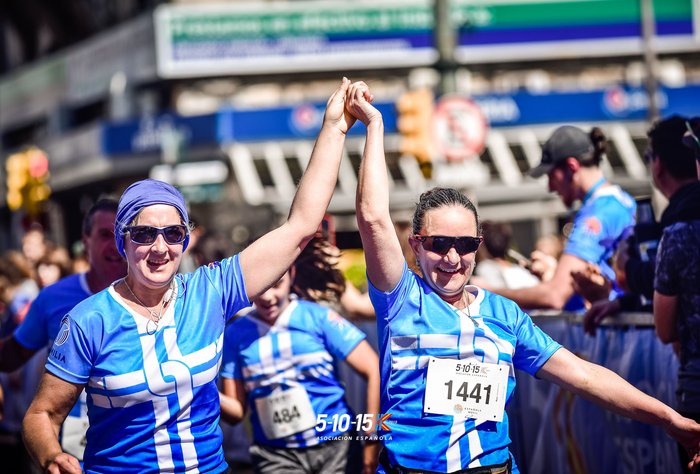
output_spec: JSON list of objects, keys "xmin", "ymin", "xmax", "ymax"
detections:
[{"xmin": 433, "ymin": 96, "xmax": 488, "ymax": 162}]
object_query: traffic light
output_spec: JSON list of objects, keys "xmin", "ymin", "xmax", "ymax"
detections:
[
  {"xmin": 25, "ymin": 147, "xmax": 51, "ymax": 216},
  {"xmin": 396, "ymin": 88, "xmax": 434, "ymax": 176},
  {"xmin": 5, "ymin": 150, "xmax": 30, "ymax": 211},
  {"xmin": 4, "ymin": 147, "xmax": 51, "ymax": 215}
]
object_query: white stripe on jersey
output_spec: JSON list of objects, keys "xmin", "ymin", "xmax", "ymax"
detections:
[
  {"xmin": 466, "ymin": 428, "xmax": 484, "ymax": 468},
  {"xmin": 421, "ymin": 334, "xmax": 458, "ymax": 349},
  {"xmin": 91, "ymin": 370, "xmax": 145, "ymax": 389},
  {"xmin": 91, "ymin": 390, "xmax": 153, "ymax": 408},
  {"xmin": 153, "ymin": 397, "xmax": 175, "ymax": 471},
  {"xmin": 278, "ymin": 332, "xmax": 293, "ymax": 360},
  {"xmin": 178, "ymin": 333, "xmax": 224, "ymax": 368},
  {"xmin": 457, "ymin": 309, "xmax": 478, "ymax": 360},
  {"xmin": 392, "ymin": 355, "xmax": 418, "ymax": 370},
  {"xmin": 447, "ymin": 419, "xmax": 466, "ymax": 472}
]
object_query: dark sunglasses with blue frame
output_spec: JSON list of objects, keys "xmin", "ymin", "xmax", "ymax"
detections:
[
  {"xmin": 414, "ymin": 235, "xmax": 483, "ymax": 256},
  {"xmin": 123, "ymin": 225, "xmax": 189, "ymax": 245}
]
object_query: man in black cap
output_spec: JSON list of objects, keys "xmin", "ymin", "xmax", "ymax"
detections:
[{"xmin": 478, "ymin": 125, "xmax": 636, "ymax": 311}]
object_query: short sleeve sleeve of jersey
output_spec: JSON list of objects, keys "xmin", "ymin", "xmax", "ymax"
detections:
[
  {"xmin": 45, "ymin": 315, "xmax": 95, "ymax": 384},
  {"xmin": 221, "ymin": 324, "xmax": 242, "ymax": 380},
  {"xmin": 193, "ymin": 254, "xmax": 250, "ymax": 319},
  {"xmin": 315, "ymin": 308, "xmax": 366, "ymax": 360},
  {"xmin": 511, "ymin": 306, "xmax": 561, "ymax": 376},
  {"xmin": 565, "ymin": 195, "xmax": 632, "ymax": 264},
  {"xmin": 368, "ymin": 263, "xmax": 412, "ymax": 322},
  {"xmin": 654, "ymin": 229, "xmax": 679, "ymax": 296},
  {"xmin": 14, "ymin": 294, "xmax": 49, "ymax": 350}
]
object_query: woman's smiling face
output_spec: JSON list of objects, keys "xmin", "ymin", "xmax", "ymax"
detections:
[
  {"xmin": 124, "ymin": 204, "xmax": 184, "ymax": 292},
  {"xmin": 410, "ymin": 205, "xmax": 480, "ymax": 302}
]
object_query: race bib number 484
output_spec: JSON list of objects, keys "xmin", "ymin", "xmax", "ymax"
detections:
[
  {"xmin": 424, "ymin": 358, "xmax": 508, "ymax": 422},
  {"xmin": 255, "ymin": 386, "xmax": 317, "ymax": 440}
]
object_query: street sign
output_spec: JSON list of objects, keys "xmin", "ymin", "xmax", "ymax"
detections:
[{"xmin": 433, "ymin": 96, "xmax": 488, "ymax": 162}]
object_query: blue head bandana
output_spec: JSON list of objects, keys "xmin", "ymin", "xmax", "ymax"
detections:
[{"xmin": 115, "ymin": 179, "xmax": 190, "ymax": 257}]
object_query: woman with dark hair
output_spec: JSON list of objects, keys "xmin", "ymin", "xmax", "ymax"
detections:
[
  {"xmin": 22, "ymin": 78, "xmax": 361, "ymax": 474},
  {"xmin": 347, "ymin": 83, "xmax": 700, "ymax": 473}
]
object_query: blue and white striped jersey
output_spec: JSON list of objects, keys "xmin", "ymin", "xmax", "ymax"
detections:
[
  {"xmin": 221, "ymin": 298, "xmax": 365, "ymax": 448},
  {"xmin": 46, "ymin": 256, "xmax": 250, "ymax": 474},
  {"xmin": 370, "ymin": 265, "xmax": 560, "ymax": 473}
]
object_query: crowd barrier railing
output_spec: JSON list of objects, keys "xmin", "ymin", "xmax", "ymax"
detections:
[{"xmin": 510, "ymin": 311, "xmax": 680, "ymax": 474}]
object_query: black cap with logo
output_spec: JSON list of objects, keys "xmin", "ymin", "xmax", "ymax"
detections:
[{"xmin": 529, "ymin": 125, "xmax": 594, "ymax": 178}]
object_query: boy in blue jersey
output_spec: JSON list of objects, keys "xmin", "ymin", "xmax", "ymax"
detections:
[
  {"xmin": 479, "ymin": 126, "xmax": 636, "ymax": 312},
  {"xmin": 22, "ymin": 78, "xmax": 368, "ymax": 474},
  {"xmin": 0, "ymin": 199, "xmax": 125, "ymax": 461},
  {"xmin": 347, "ymin": 82, "xmax": 700, "ymax": 473},
  {"xmin": 220, "ymin": 262, "xmax": 380, "ymax": 474}
]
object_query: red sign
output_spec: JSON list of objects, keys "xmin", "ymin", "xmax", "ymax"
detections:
[{"xmin": 433, "ymin": 96, "xmax": 488, "ymax": 162}]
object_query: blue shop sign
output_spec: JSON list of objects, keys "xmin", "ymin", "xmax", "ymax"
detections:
[
  {"xmin": 101, "ymin": 84, "xmax": 698, "ymax": 153},
  {"xmin": 222, "ymin": 102, "xmax": 397, "ymax": 142},
  {"xmin": 102, "ymin": 113, "xmax": 219, "ymax": 156},
  {"xmin": 474, "ymin": 84, "xmax": 700, "ymax": 127}
]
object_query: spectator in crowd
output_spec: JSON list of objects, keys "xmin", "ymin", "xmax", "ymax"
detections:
[
  {"xmin": 189, "ymin": 230, "xmax": 238, "ymax": 270},
  {"xmin": 177, "ymin": 216, "xmax": 205, "ymax": 274},
  {"xmin": 219, "ymin": 237, "xmax": 380, "ymax": 474},
  {"xmin": 21, "ymin": 224, "xmax": 49, "ymax": 273},
  {"xmin": 0, "ymin": 251, "xmax": 39, "ymax": 329},
  {"xmin": 651, "ymin": 117, "xmax": 700, "ymax": 473},
  {"xmin": 479, "ymin": 125, "xmax": 636, "ymax": 311},
  {"xmin": 35, "ymin": 245, "xmax": 72, "ymax": 289},
  {"xmin": 0, "ymin": 251, "xmax": 41, "ymax": 474},
  {"xmin": 529, "ymin": 233, "xmax": 564, "ymax": 283},
  {"xmin": 474, "ymin": 221, "xmax": 539, "ymax": 290},
  {"xmin": 0, "ymin": 199, "xmax": 125, "ymax": 465},
  {"xmin": 22, "ymin": 77, "xmax": 361, "ymax": 474},
  {"xmin": 348, "ymin": 81, "xmax": 700, "ymax": 473},
  {"xmin": 582, "ymin": 116, "xmax": 699, "ymax": 335}
]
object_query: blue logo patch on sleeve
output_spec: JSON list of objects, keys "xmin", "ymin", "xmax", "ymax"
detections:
[{"xmin": 54, "ymin": 315, "xmax": 71, "ymax": 346}]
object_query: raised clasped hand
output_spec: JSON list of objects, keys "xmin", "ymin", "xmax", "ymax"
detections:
[
  {"xmin": 323, "ymin": 77, "xmax": 358, "ymax": 135},
  {"xmin": 345, "ymin": 81, "xmax": 380, "ymax": 126}
]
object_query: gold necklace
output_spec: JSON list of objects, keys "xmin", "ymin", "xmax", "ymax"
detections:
[{"xmin": 122, "ymin": 278, "xmax": 172, "ymax": 334}]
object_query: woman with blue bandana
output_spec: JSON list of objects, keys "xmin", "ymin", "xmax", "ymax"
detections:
[
  {"xmin": 22, "ymin": 77, "xmax": 365, "ymax": 474},
  {"xmin": 346, "ymin": 83, "xmax": 700, "ymax": 473}
]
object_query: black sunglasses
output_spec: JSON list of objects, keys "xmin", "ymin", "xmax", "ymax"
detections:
[
  {"xmin": 414, "ymin": 235, "xmax": 483, "ymax": 256},
  {"xmin": 123, "ymin": 225, "xmax": 189, "ymax": 245}
]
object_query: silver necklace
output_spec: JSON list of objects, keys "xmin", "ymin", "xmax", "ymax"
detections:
[
  {"xmin": 459, "ymin": 288, "xmax": 479, "ymax": 327},
  {"xmin": 122, "ymin": 278, "xmax": 173, "ymax": 334}
]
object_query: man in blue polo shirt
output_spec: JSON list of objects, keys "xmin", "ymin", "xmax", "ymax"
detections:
[{"xmin": 0, "ymin": 199, "xmax": 126, "ymax": 460}]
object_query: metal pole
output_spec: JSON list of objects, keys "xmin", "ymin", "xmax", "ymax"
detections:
[
  {"xmin": 641, "ymin": 0, "xmax": 659, "ymax": 122},
  {"xmin": 434, "ymin": 0, "xmax": 457, "ymax": 95}
]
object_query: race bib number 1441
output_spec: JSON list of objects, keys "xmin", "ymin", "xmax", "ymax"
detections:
[{"xmin": 424, "ymin": 358, "xmax": 508, "ymax": 422}]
